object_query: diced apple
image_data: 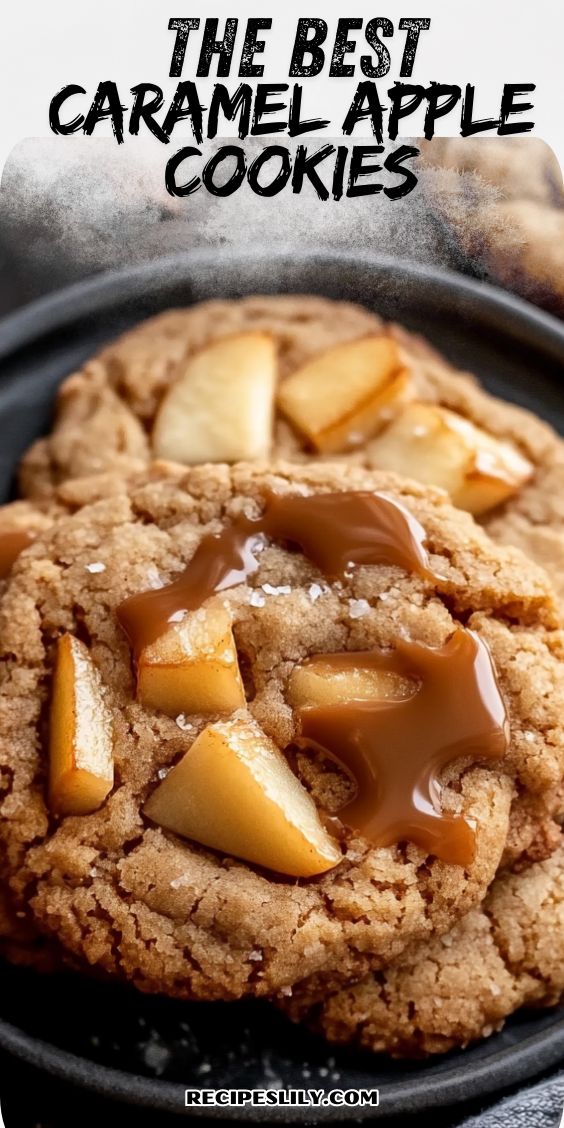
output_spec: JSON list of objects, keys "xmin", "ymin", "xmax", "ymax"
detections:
[
  {"xmin": 152, "ymin": 332, "xmax": 277, "ymax": 463},
  {"xmin": 137, "ymin": 606, "xmax": 245, "ymax": 717},
  {"xmin": 144, "ymin": 714, "xmax": 342, "ymax": 877},
  {"xmin": 288, "ymin": 660, "xmax": 414, "ymax": 709},
  {"xmin": 368, "ymin": 402, "xmax": 533, "ymax": 515},
  {"xmin": 49, "ymin": 634, "xmax": 114, "ymax": 816},
  {"xmin": 277, "ymin": 336, "xmax": 411, "ymax": 453}
]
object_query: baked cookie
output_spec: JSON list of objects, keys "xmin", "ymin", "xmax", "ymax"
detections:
[
  {"xmin": 282, "ymin": 835, "xmax": 564, "ymax": 1058},
  {"xmin": 375, "ymin": 325, "xmax": 564, "ymax": 605},
  {"xmin": 0, "ymin": 501, "xmax": 59, "ymax": 966},
  {"xmin": 419, "ymin": 138, "xmax": 564, "ymax": 315},
  {"xmin": 20, "ymin": 296, "xmax": 382, "ymax": 498},
  {"xmin": 1, "ymin": 461, "xmax": 563, "ymax": 1001},
  {"xmin": 19, "ymin": 296, "xmax": 564, "ymax": 606}
]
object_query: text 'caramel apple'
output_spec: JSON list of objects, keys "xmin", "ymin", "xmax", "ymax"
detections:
[
  {"xmin": 49, "ymin": 634, "xmax": 114, "ymax": 816},
  {"xmin": 144, "ymin": 714, "xmax": 342, "ymax": 878},
  {"xmin": 152, "ymin": 331, "xmax": 277, "ymax": 464},
  {"xmin": 137, "ymin": 605, "xmax": 245, "ymax": 717},
  {"xmin": 277, "ymin": 336, "xmax": 411, "ymax": 453},
  {"xmin": 368, "ymin": 402, "xmax": 533, "ymax": 515}
]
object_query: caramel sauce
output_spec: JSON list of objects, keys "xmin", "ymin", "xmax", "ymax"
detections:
[
  {"xmin": 296, "ymin": 630, "xmax": 509, "ymax": 866},
  {"xmin": 118, "ymin": 490, "xmax": 435, "ymax": 654},
  {"xmin": 0, "ymin": 530, "xmax": 35, "ymax": 579}
]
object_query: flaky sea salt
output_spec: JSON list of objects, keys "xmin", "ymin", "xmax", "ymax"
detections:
[
  {"xmin": 175, "ymin": 714, "xmax": 194, "ymax": 731},
  {"xmin": 249, "ymin": 590, "xmax": 266, "ymax": 608},
  {"xmin": 85, "ymin": 561, "xmax": 105, "ymax": 574},
  {"xmin": 248, "ymin": 949, "xmax": 263, "ymax": 962},
  {"xmin": 145, "ymin": 565, "xmax": 164, "ymax": 589},
  {"xmin": 157, "ymin": 767, "xmax": 169, "ymax": 780},
  {"xmin": 262, "ymin": 583, "xmax": 292, "ymax": 596},
  {"xmin": 169, "ymin": 610, "xmax": 185, "ymax": 623},
  {"xmin": 308, "ymin": 583, "xmax": 323, "ymax": 602},
  {"xmin": 170, "ymin": 874, "xmax": 191, "ymax": 890},
  {"xmin": 349, "ymin": 598, "xmax": 370, "ymax": 619}
]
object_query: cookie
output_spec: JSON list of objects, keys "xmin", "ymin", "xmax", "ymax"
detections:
[
  {"xmin": 0, "ymin": 501, "xmax": 58, "ymax": 964},
  {"xmin": 20, "ymin": 296, "xmax": 382, "ymax": 498},
  {"xmin": 19, "ymin": 295, "xmax": 564, "ymax": 604},
  {"xmin": 2, "ymin": 461, "xmax": 563, "ymax": 1001},
  {"xmin": 282, "ymin": 836, "xmax": 564, "ymax": 1057},
  {"xmin": 419, "ymin": 138, "xmax": 564, "ymax": 315},
  {"xmin": 379, "ymin": 325, "xmax": 564, "ymax": 605}
]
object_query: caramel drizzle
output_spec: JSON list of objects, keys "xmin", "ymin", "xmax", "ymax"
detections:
[
  {"xmin": 0, "ymin": 530, "xmax": 35, "ymax": 579},
  {"xmin": 118, "ymin": 490, "xmax": 435, "ymax": 654},
  {"xmin": 297, "ymin": 630, "xmax": 509, "ymax": 866}
]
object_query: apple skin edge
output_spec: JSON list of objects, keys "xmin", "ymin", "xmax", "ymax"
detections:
[{"xmin": 49, "ymin": 634, "xmax": 114, "ymax": 817}]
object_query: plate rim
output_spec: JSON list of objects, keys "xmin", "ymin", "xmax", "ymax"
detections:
[
  {"xmin": 1, "ymin": 247, "xmax": 564, "ymax": 1120},
  {"xmin": 2, "ymin": 1011, "xmax": 564, "ymax": 1121},
  {"xmin": 1, "ymin": 247, "xmax": 564, "ymax": 363}
]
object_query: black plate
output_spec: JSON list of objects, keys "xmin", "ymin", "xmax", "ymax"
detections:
[{"xmin": 1, "ymin": 250, "xmax": 564, "ymax": 1121}]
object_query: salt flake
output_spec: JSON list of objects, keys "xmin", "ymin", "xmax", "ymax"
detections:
[
  {"xmin": 170, "ymin": 874, "xmax": 191, "ymax": 890},
  {"xmin": 262, "ymin": 583, "xmax": 292, "ymax": 596},
  {"xmin": 175, "ymin": 714, "xmax": 194, "ymax": 732},
  {"xmin": 349, "ymin": 598, "xmax": 370, "ymax": 619}
]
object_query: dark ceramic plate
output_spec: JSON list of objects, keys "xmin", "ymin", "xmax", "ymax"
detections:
[{"xmin": 1, "ymin": 250, "xmax": 564, "ymax": 1121}]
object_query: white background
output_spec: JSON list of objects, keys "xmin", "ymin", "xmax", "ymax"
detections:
[{"xmin": 0, "ymin": 0, "xmax": 561, "ymax": 175}]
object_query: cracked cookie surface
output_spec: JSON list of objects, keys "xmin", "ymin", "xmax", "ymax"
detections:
[
  {"xmin": 19, "ymin": 296, "xmax": 564, "ymax": 615},
  {"xmin": 282, "ymin": 835, "xmax": 564, "ymax": 1057},
  {"xmin": 1, "ymin": 462, "xmax": 564, "ymax": 999}
]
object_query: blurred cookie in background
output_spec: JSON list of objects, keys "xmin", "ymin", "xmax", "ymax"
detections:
[{"xmin": 420, "ymin": 138, "xmax": 564, "ymax": 316}]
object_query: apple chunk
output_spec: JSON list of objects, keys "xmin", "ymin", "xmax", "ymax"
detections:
[
  {"xmin": 288, "ymin": 660, "xmax": 415, "ymax": 709},
  {"xmin": 152, "ymin": 331, "xmax": 277, "ymax": 463},
  {"xmin": 137, "ymin": 606, "xmax": 245, "ymax": 717},
  {"xmin": 144, "ymin": 715, "xmax": 342, "ymax": 877},
  {"xmin": 368, "ymin": 402, "xmax": 533, "ymax": 515},
  {"xmin": 277, "ymin": 336, "xmax": 410, "ymax": 453},
  {"xmin": 49, "ymin": 634, "xmax": 114, "ymax": 816}
]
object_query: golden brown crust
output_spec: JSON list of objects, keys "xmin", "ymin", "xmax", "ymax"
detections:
[
  {"xmin": 2, "ymin": 462, "xmax": 563, "ymax": 999},
  {"xmin": 282, "ymin": 840, "xmax": 564, "ymax": 1057},
  {"xmin": 419, "ymin": 138, "xmax": 564, "ymax": 314}
]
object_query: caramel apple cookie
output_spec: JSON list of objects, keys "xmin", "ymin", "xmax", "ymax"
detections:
[
  {"xmin": 282, "ymin": 836, "xmax": 564, "ymax": 1058},
  {"xmin": 377, "ymin": 324, "xmax": 564, "ymax": 605},
  {"xmin": 18, "ymin": 295, "xmax": 564, "ymax": 609},
  {"xmin": 19, "ymin": 296, "xmax": 383, "ymax": 498},
  {"xmin": 419, "ymin": 138, "xmax": 564, "ymax": 315},
  {"xmin": 0, "ymin": 500, "xmax": 59, "ymax": 966},
  {"xmin": 1, "ymin": 461, "xmax": 564, "ymax": 1001}
]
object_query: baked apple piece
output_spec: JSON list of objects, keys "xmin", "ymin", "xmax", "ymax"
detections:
[
  {"xmin": 277, "ymin": 336, "xmax": 410, "ymax": 453},
  {"xmin": 288, "ymin": 659, "xmax": 414, "ymax": 708},
  {"xmin": 368, "ymin": 402, "xmax": 533, "ymax": 515},
  {"xmin": 137, "ymin": 605, "xmax": 245, "ymax": 717},
  {"xmin": 49, "ymin": 634, "xmax": 114, "ymax": 816},
  {"xmin": 152, "ymin": 331, "xmax": 277, "ymax": 463},
  {"xmin": 144, "ymin": 714, "xmax": 342, "ymax": 877}
]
